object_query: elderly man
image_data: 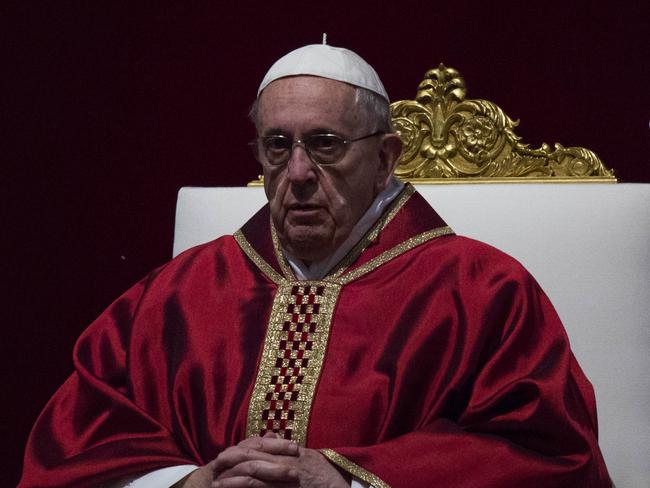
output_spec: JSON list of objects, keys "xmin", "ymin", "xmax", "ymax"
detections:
[{"xmin": 20, "ymin": 44, "xmax": 611, "ymax": 487}]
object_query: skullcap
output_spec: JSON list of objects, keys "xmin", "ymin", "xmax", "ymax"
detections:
[{"xmin": 258, "ymin": 43, "xmax": 389, "ymax": 101}]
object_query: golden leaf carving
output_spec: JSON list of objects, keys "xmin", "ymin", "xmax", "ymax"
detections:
[{"xmin": 391, "ymin": 64, "xmax": 616, "ymax": 182}]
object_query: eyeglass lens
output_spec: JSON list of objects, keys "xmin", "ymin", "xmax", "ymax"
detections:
[{"xmin": 262, "ymin": 134, "xmax": 347, "ymax": 165}]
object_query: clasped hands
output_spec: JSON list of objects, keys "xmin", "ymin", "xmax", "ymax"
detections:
[{"xmin": 181, "ymin": 432, "xmax": 349, "ymax": 488}]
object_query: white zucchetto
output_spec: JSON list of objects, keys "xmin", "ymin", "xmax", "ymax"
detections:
[{"xmin": 257, "ymin": 43, "xmax": 389, "ymax": 101}]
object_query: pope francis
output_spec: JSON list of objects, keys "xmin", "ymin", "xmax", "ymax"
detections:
[{"xmin": 19, "ymin": 43, "xmax": 611, "ymax": 488}]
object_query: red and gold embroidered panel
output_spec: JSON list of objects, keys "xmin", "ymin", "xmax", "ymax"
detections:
[{"xmin": 246, "ymin": 281, "xmax": 342, "ymax": 445}]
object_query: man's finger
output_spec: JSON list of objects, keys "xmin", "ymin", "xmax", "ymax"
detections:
[
  {"xmin": 214, "ymin": 459, "xmax": 299, "ymax": 483},
  {"xmin": 237, "ymin": 435, "xmax": 300, "ymax": 456},
  {"xmin": 212, "ymin": 476, "xmax": 267, "ymax": 488},
  {"xmin": 213, "ymin": 445, "xmax": 270, "ymax": 471},
  {"xmin": 213, "ymin": 445, "xmax": 298, "ymax": 473},
  {"xmin": 213, "ymin": 476, "xmax": 297, "ymax": 488}
]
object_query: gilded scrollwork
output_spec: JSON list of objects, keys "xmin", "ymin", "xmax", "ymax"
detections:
[{"xmin": 391, "ymin": 64, "xmax": 615, "ymax": 182}]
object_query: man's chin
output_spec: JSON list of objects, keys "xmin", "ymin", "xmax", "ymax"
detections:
[{"xmin": 283, "ymin": 229, "xmax": 334, "ymax": 263}]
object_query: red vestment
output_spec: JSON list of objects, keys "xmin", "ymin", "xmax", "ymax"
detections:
[{"xmin": 19, "ymin": 187, "xmax": 611, "ymax": 487}]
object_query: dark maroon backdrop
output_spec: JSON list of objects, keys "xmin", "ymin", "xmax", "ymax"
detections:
[{"xmin": 3, "ymin": 2, "xmax": 648, "ymax": 484}]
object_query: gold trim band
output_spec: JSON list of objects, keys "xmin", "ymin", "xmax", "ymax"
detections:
[
  {"xmin": 335, "ymin": 226, "xmax": 454, "ymax": 285},
  {"xmin": 328, "ymin": 184, "xmax": 416, "ymax": 278},
  {"xmin": 321, "ymin": 448, "xmax": 391, "ymax": 488},
  {"xmin": 271, "ymin": 220, "xmax": 297, "ymax": 281},
  {"xmin": 234, "ymin": 230, "xmax": 285, "ymax": 285}
]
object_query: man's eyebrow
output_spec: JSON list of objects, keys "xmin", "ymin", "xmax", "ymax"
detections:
[
  {"xmin": 304, "ymin": 127, "xmax": 346, "ymax": 139},
  {"xmin": 305, "ymin": 127, "xmax": 343, "ymax": 136},
  {"xmin": 261, "ymin": 127, "xmax": 343, "ymax": 137},
  {"xmin": 261, "ymin": 128, "xmax": 290, "ymax": 137}
]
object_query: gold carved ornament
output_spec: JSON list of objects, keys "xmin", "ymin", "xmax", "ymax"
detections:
[
  {"xmin": 391, "ymin": 64, "xmax": 615, "ymax": 183},
  {"xmin": 248, "ymin": 64, "xmax": 615, "ymax": 185}
]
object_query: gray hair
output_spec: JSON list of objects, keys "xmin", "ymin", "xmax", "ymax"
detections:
[
  {"xmin": 353, "ymin": 86, "xmax": 394, "ymax": 133},
  {"xmin": 249, "ymin": 85, "xmax": 393, "ymax": 134}
]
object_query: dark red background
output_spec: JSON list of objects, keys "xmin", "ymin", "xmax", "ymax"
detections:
[{"xmin": 3, "ymin": 2, "xmax": 648, "ymax": 484}]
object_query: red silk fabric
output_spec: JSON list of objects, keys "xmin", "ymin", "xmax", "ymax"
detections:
[{"xmin": 19, "ymin": 192, "xmax": 610, "ymax": 487}]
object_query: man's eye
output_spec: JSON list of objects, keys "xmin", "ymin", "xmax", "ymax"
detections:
[
  {"xmin": 265, "ymin": 137, "xmax": 290, "ymax": 152},
  {"xmin": 309, "ymin": 135, "xmax": 341, "ymax": 153}
]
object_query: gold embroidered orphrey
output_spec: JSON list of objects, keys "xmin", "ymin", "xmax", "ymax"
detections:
[
  {"xmin": 248, "ymin": 63, "xmax": 615, "ymax": 185},
  {"xmin": 245, "ymin": 280, "xmax": 342, "ymax": 446}
]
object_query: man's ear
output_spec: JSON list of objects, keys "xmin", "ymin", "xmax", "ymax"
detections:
[{"xmin": 374, "ymin": 133, "xmax": 403, "ymax": 193}]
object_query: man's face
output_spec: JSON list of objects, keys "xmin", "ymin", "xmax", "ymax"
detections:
[{"xmin": 257, "ymin": 76, "xmax": 399, "ymax": 264}]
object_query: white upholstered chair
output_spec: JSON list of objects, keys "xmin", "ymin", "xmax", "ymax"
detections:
[{"xmin": 173, "ymin": 183, "xmax": 650, "ymax": 487}]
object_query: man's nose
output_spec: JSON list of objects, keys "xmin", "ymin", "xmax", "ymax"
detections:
[{"xmin": 286, "ymin": 145, "xmax": 317, "ymax": 184}]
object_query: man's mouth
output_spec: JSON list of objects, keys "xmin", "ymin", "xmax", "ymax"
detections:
[
  {"xmin": 288, "ymin": 203, "xmax": 321, "ymax": 210},
  {"xmin": 286, "ymin": 203, "xmax": 324, "ymax": 221}
]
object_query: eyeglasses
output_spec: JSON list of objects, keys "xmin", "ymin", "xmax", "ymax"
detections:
[{"xmin": 250, "ymin": 131, "xmax": 384, "ymax": 166}]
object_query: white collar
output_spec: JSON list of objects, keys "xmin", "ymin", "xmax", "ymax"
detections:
[{"xmin": 284, "ymin": 177, "xmax": 405, "ymax": 280}]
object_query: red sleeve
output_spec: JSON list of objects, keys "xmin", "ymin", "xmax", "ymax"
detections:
[{"xmin": 19, "ymin": 275, "xmax": 199, "ymax": 488}]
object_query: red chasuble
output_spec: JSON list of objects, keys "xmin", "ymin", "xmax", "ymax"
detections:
[{"xmin": 19, "ymin": 186, "xmax": 611, "ymax": 487}]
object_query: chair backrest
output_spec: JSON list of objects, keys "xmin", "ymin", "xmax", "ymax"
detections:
[{"xmin": 174, "ymin": 183, "xmax": 650, "ymax": 487}]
